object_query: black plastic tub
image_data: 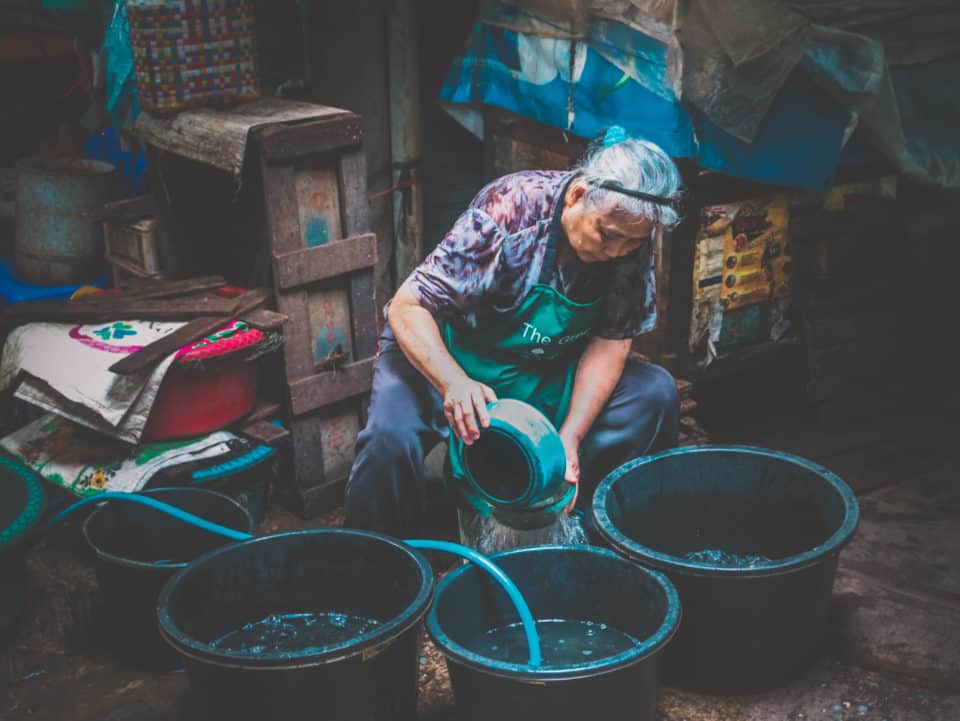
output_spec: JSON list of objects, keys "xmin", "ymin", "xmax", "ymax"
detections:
[
  {"xmin": 426, "ymin": 545, "xmax": 680, "ymax": 721},
  {"xmin": 157, "ymin": 529, "xmax": 434, "ymax": 721},
  {"xmin": 82, "ymin": 487, "xmax": 252, "ymax": 670},
  {"xmin": 593, "ymin": 445, "xmax": 859, "ymax": 693}
]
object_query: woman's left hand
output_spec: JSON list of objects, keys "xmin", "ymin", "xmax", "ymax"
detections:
[{"xmin": 559, "ymin": 432, "xmax": 581, "ymax": 513}]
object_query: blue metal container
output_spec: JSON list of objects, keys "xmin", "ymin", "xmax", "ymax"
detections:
[
  {"xmin": 426, "ymin": 545, "xmax": 681, "ymax": 721},
  {"xmin": 460, "ymin": 399, "xmax": 567, "ymax": 509},
  {"xmin": 15, "ymin": 156, "xmax": 118, "ymax": 286},
  {"xmin": 593, "ymin": 445, "xmax": 859, "ymax": 693}
]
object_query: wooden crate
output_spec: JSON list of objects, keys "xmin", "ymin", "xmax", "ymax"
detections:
[
  {"xmin": 253, "ymin": 112, "xmax": 378, "ymax": 517},
  {"xmin": 104, "ymin": 217, "xmax": 162, "ymax": 275},
  {"xmin": 99, "ymin": 195, "xmax": 165, "ymax": 286}
]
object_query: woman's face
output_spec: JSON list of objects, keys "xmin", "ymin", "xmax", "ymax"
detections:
[{"xmin": 561, "ymin": 179, "xmax": 655, "ymax": 263}]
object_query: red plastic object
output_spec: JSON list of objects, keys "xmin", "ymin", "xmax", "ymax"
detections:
[
  {"xmin": 142, "ymin": 320, "xmax": 265, "ymax": 441},
  {"xmin": 142, "ymin": 360, "xmax": 259, "ymax": 441}
]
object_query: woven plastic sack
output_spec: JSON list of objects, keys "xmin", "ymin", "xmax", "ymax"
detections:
[{"xmin": 126, "ymin": 0, "xmax": 259, "ymax": 115}]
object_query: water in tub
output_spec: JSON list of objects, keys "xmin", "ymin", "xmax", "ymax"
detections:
[
  {"xmin": 469, "ymin": 619, "xmax": 638, "ymax": 666},
  {"xmin": 682, "ymin": 549, "xmax": 773, "ymax": 568},
  {"xmin": 458, "ymin": 506, "xmax": 587, "ymax": 555},
  {"xmin": 211, "ymin": 612, "xmax": 382, "ymax": 654}
]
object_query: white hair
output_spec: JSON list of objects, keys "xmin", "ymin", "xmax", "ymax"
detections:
[{"xmin": 575, "ymin": 137, "xmax": 683, "ymax": 228}]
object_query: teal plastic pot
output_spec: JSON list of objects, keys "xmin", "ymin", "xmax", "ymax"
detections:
[
  {"xmin": 459, "ymin": 399, "xmax": 567, "ymax": 509},
  {"xmin": 593, "ymin": 445, "xmax": 859, "ymax": 693}
]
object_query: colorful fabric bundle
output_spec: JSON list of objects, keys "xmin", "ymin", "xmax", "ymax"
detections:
[{"xmin": 126, "ymin": 0, "xmax": 259, "ymax": 115}]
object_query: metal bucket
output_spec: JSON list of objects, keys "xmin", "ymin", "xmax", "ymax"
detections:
[{"xmin": 15, "ymin": 156, "xmax": 118, "ymax": 285}]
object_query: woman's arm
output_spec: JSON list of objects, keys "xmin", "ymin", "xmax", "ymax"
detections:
[
  {"xmin": 388, "ymin": 280, "xmax": 496, "ymax": 444},
  {"xmin": 558, "ymin": 336, "xmax": 632, "ymax": 509}
]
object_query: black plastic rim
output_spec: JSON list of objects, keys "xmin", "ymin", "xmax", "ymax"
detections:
[
  {"xmin": 592, "ymin": 445, "xmax": 860, "ymax": 579},
  {"xmin": 157, "ymin": 529, "xmax": 435, "ymax": 670},
  {"xmin": 426, "ymin": 544, "xmax": 681, "ymax": 681},
  {"xmin": 82, "ymin": 487, "xmax": 253, "ymax": 573}
]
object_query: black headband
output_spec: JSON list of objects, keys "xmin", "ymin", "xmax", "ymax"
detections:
[{"xmin": 596, "ymin": 180, "xmax": 682, "ymax": 211}]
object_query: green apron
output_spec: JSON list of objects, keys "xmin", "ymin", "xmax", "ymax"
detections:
[{"xmin": 443, "ymin": 202, "xmax": 603, "ymax": 489}]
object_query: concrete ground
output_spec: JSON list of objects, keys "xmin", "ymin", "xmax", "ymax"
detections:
[{"xmin": 2, "ymin": 408, "xmax": 959, "ymax": 720}]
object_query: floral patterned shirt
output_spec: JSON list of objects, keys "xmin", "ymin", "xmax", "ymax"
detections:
[{"xmin": 408, "ymin": 170, "xmax": 657, "ymax": 339}]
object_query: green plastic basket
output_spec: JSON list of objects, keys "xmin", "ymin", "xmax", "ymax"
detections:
[
  {"xmin": 0, "ymin": 455, "xmax": 45, "ymax": 553},
  {"xmin": 1, "ymin": 454, "xmax": 46, "ymax": 637}
]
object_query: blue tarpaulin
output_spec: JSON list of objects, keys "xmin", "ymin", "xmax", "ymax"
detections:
[
  {"xmin": 442, "ymin": 23, "xmax": 697, "ymax": 159},
  {"xmin": 440, "ymin": 19, "xmax": 855, "ymax": 190}
]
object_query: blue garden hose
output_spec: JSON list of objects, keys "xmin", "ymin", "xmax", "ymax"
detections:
[
  {"xmin": 45, "ymin": 492, "xmax": 543, "ymax": 667},
  {"xmin": 45, "ymin": 492, "xmax": 254, "ymax": 541},
  {"xmin": 403, "ymin": 539, "xmax": 542, "ymax": 667}
]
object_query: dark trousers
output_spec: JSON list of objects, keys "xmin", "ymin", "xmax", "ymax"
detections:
[{"xmin": 343, "ymin": 324, "xmax": 680, "ymax": 537}]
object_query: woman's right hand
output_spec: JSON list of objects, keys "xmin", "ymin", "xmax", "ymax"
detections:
[{"xmin": 443, "ymin": 377, "xmax": 497, "ymax": 445}]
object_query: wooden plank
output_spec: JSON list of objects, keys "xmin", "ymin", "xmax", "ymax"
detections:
[
  {"xmin": 240, "ymin": 307, "xmax": 287, "ymax": 330},
  {"xmin": 295, "ymin": 164, "xmax": 342, "ymax": 248},
  {"xmin": 105, "ymin": 253, "xmax": 163, "ymax": 282},
  {"xmin": 261, "ymin": 158, "xmax": 317, "ymax": 379},
  {"xmin": 273, "ymin": 233, "xmax": 377, "ymax": 289},
  {"xmin": 2, "ymin": 295, "xmax": 237, "ymax": 324},
  {"xmin": 339, "ymin": 148, "xmax": 379, "ymax": 359},
  {"xmin": 280, "ymin": 410, "xmax": 359, "ymax": 515},
  {"xmin": 261, "ymin": 161, "xmax": 302, "ymax": 255},
  {"xmin": 137, "ymin": 99, "xmax": 351, "ymax": 175},
  {"xmin": 287, "ymin": 357, "xmax": 375, "ymax": 415},
  {"xmin": 108, "ymin": 288, "xmax": 271, "ymax": 374},
  {"xmin": 317, "ymin": 411, "xmax": 359, "ymax": 483},
  {"xmin": 242, "ymin": 402, "xmax": 284, "ymax": 424},
  {"xmin": 288, "ymin": 414, "xmax": 330, "ymax": 497},
  {"xmin": 345, "ymin": 270, "xmax": 376, "ymax": 360},
  {"xmin": 306, "ymin": 284, "xmax": 354, "ymax": 365},
  {"xmin": 277, "ymin": 291, "xmax": 316, "ymax": 379},
  {"xmin": 241, "ymin": 420, "xmax": 291, "ymax": 446},
  {"xmin": 338, "ymin": 148, "xmax": 370, "ymax": 244},
  {"xmin": 83, "ymin": 194, "xmax": 158, "ymax": 223},
  {"xmin": 295, "ymin": 478, "xmax": 348, "ymax": 517},
  {"xmin": 258, "ymin": 113, "xmax": 362, "ymax": 162},
  {"xmin": 488, "ymin": 109, "xmax": 587, "ymax": 164},
  {"xmin": 71, "ymin": 276, "xmax": 226, "ymax": 303},
  {"xmin": 277, "ymin": 414, "xmax": 353, "ymax": 518}
]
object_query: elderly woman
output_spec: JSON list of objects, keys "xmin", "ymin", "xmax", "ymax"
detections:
[{"xmin": 344, "ymin": 129, "xmax": 683, "ymax": 535}]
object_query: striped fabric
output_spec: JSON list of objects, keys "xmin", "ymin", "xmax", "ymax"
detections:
[{"xmin": 127, "ymin": 0, "xmax": 259, "ymax": 114}]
